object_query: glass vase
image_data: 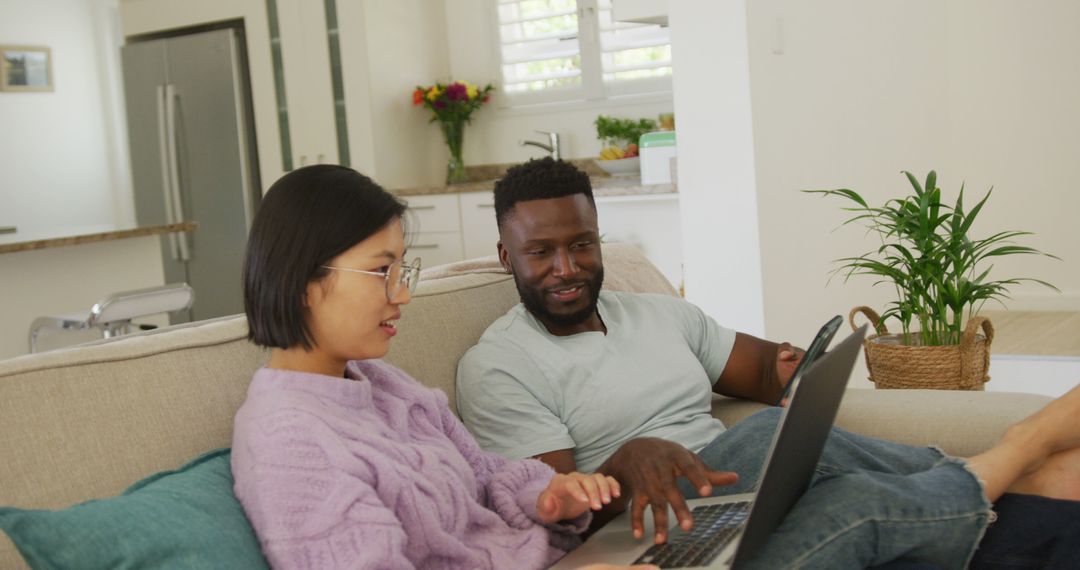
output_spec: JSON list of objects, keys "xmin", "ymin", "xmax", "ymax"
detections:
[{"xmin": 440, "ymin": 119, "xmax": 468, "ymax": 184}]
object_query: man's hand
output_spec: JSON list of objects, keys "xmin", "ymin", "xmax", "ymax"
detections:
[
  {"xmin": 713, "ymin": 333, "xmax": 805, "ymax": 405},
  {"xmin": 775, "ymin": 341, "xmax": 805, "ymax": 387},
  {"xmin": 536, "ymin": 472, "xmax": 621, "ymax": 524},
  {"xmin": 599, "ymin": 438, "xmax": 738, "ymax": 544}
]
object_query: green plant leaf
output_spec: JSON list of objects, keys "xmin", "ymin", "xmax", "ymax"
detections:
[
  {"xmin": 805, "ymin": 170, "xmax": 1059, "ymax": 344},
  {"xmin": 904, "ymin": 171, "xmax": 924, "ymax": 196},
  {"xmin": 803, "ymin": 188, "xmax": 870, "ymax": 208},
  {"xmin": 595, "ymin": 115, "xmax": 658, "ymax": 147}
]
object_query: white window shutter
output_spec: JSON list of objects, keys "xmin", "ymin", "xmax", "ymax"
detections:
[
  {"xmin": 495, "ymin": 0, "xmax": 671, "ymax": 104},
  {"xmin": 496, "ymin": 0, "xmax": 584, "ymax": 100},
  {"xmin": 596, "ymin": 0, "xmax": 672, "ymax": 95}
]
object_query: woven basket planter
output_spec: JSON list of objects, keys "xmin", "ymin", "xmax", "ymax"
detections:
[{"xmin": 848, "ymin": 306, "xmax": 995, "ymax": 391}]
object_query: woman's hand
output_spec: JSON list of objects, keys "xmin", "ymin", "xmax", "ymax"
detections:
[{"xmin": 536, "ymin": 472, "xmax": 621, "ymax": 524}]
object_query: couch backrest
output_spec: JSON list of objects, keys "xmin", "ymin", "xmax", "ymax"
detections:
[{"xmin": 0, "ymin": 243, "xmax": 674, "ymax": 512}]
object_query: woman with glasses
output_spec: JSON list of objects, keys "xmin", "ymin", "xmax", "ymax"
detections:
[{"xmin": 231, "ymin": 165, "xmax": 648, "ymax": 570}]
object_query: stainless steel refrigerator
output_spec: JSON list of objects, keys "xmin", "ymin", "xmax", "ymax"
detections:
[{"xmin": 121, "ymin": 26, "xmax": 260, "ymax": 323}]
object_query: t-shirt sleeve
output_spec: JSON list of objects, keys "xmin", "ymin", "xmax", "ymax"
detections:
[
  {"xmin": 669, "ymin": 296, "xmax": 738, "ymax": 382},
  {"xmin": 456, "ymin": 343, "xmax": 576, "ymax": 461}
]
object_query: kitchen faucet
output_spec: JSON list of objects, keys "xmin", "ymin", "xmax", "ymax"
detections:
[{"xmin": 520, "ymin": 130, "xmax": 560, "ymax": 160}]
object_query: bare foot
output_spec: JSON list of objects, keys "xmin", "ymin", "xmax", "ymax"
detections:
[
  {"xmin": 1008, "ymin": 446, "xmax": 1080, "ymax": 501},
  {"xmin": 1008, "ymin": 383, "xmax": 1080, "ymax": 456},
  {"xmin": 967, "ymin": 384, "xmax": 1080, "ymax": 501}
]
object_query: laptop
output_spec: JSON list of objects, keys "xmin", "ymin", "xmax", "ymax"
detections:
[{"xmin": 551, "ymin": 320, "xmax": 867, "ymax": 569}]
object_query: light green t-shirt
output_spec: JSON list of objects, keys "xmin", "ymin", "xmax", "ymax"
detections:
[{"xmin": 456, "ymin": 291, "xmax": 737, "ymax": 473}]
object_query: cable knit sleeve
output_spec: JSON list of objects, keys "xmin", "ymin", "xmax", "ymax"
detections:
[
  {"xmin": 435, "ymin": 397, "xmax": 591, "ymax": 543},
  {"xmin": 232, "ymin": 407, "xmax": 417, "ymax": 570}
]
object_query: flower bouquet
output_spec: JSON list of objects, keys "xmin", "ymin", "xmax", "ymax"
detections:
[{"xmin": 412, "ymin": 81, "xmax": 495, "ymax": 184}]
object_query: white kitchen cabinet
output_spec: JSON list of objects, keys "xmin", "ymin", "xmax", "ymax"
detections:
[
  {"xmin": 404, "ymin": 194, "xmax": 463, "ymax": 269},
  {"xmin": 404, "ymin": 191, "xmax": 498, "ymax": 268},
  {"xmin": 595, "ymin": 194, "xmax": 682, "ymax": 288},
  {"xmin": 405, "ymin": 194, "xmax": 460, "ymax": 233},
  {"xmin": 459, "ymin": 191, "xmax": 500, "ymax": 260},
  {"xmin": 408, "ymin": 231, "xmax": 465, "ymax": 269},
  {"xmin": 275, "ymin": 0, "xmax": 338, "ymax": 170},
  {"xmin": 403, "ymin": 190, "xmax": 682, "ymax": 284},
  {"xmin": 404, "ymin": 190, "xmax": 682, "ymax": 287},
  {"xmin": 404, "ymin": 192, "xmax": 499, "ymax": 269}
]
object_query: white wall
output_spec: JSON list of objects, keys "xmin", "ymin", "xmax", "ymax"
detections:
[
  {"xmin": 669, "ymin": 0, "xmax": 766, "ymax": 336},
  {"xmin": 748, "ymin": 0, "xmax": 951, "ymax": 345},
  {"xmin": 666, "ymin": 0, "xmax": 1078, "ymax": 388},
  {"xmin": 0, "ymin": 0, "xmax": 129, "ymax": 233},
  {"xmin": 942, "ymin": 0, "xmax": 1080, "ymax": 310},
  {"xmin": 352, "ymin": 0, "xmax": 451, "ymax": 190},
  {"xmin": 749, "ymin": 0, "xmax": 1080, "ymax": 325},
  {"xmin": 742, "ymin": 0, "xmax": 1078, "ymax": 386}
]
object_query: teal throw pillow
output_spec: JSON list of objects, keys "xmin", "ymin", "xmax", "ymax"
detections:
[{"xmin": 0, "ymin": 448, "xmax": 268, "ymax": 569}]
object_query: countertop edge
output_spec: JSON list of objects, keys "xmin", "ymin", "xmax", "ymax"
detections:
[
  {"xmin": 393, "ymin": 176, "xmax": 676, "ymax": 198},
  {"xmin": 0, "ymin": 221, "xmax": 199, "ymax": 255}
]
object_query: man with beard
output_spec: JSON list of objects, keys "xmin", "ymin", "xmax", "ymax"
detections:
[
  {"xmin": 455, "ymin": 157, "xmax": 802, "ymax": 543},
  {"xmin": 456, "ymin": 158, "xmax": 1080, "ymax": 568}
]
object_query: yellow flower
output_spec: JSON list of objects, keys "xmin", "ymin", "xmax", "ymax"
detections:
[
  {"xmin": 426, "ymin": 86, "xmax": 442, "ymax": 101},
  {"xmin": 466, "ymin": 84, "xmax": 479, "ymax": 99}
]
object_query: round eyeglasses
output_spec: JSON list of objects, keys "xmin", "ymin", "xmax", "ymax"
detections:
[{"xmin": 321, "ymin": 258, "xmax": 422, "ymax": 300}]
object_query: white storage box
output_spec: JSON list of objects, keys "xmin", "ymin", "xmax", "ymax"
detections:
[{"xmin": 639, "ymin": 131, "xmax": 676, "ymax": 185}]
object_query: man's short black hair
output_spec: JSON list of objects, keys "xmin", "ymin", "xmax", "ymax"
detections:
[
  {"xmin": 242, "ymin": 164, "xmax": 407, "ymax": 350},
  {"xmin": 493, "ymin": 157, "xmax": 595, "ymax": 229}
]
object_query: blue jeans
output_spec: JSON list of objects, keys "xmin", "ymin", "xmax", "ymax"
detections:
[{"xmin": 679, "ymin": 408, "xmax": 991, "ymax": 569}]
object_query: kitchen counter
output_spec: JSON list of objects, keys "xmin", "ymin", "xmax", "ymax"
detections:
[
  {"xmin": 391, "ymin": 159, "xmax": 676, "ymax": 198},
  {"xmin": 0, "ymin": 221, "xmax": 198, "ymax": 254},
  {"xmin": 393, "ymin": 174, "xmax": 675, "ymax": 198}
]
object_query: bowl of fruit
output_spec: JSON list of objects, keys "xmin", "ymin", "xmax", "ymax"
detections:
[
  {"xmin": 595, "ymin": 144, "xmax": 640, "ymax": 176},
  {"xmin": 593, "ymin": 115, "xmax": 656, "ymax": 177}
]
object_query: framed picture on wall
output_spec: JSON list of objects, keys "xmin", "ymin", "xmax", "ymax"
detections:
[{"xmin": 0, "ymin": 45, "xmax": 53, "ymax": 92}]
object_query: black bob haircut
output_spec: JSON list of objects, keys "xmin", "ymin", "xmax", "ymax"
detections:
[
  {"xmin": 493, "ymin": 157, "xmax": 595, "ymax": 229},
  {"xmin": 243, "ymin": 164, "xmax": 407, "ymax": 350}
]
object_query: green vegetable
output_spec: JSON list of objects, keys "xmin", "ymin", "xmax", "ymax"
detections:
[{"xmin": 595, "ymin": 115, "xmax": 658, "ymax": 148}]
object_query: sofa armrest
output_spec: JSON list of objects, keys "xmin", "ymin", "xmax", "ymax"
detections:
[{"xmin": 712, "ymin": 388, "xmax": 1052, "ymax": 458}]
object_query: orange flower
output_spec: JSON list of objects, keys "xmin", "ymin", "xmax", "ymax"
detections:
[{"xmin": 412, "ymin": 88, "xmax": 424, "ymax": 106}]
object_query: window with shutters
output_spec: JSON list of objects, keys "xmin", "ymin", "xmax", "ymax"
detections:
[{"xmin": 494, "ymin": 0, "xmax": 672, "ymax": 105}]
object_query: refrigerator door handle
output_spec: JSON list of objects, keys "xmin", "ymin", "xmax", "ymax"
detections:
[
  {"xmin": 165, "ymin": 83, "xmax": 191, "ymax": 262},
  {"xmin": 156, "ymin": 84, "xmax": 180, "ymax": 261}
]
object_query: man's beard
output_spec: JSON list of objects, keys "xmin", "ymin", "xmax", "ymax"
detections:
[{"xmin": 514, "ymin": 268, "xmax": 604, "ymax": 328}]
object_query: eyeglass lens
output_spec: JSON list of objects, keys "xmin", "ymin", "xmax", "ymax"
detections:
[{"xmin": 386, "ymin": 259, "xmax": 420, "ymax": 299}]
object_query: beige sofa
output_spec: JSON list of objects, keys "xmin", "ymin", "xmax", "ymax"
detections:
[{"xmin": 0, "ymin": 244, "xmax": 1051, "ymax": 568}]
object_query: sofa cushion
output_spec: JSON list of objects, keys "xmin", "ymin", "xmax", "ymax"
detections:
[
  {"xmin": 0, "ymin": 244, "xmax": 669, "ymax": 514},
  {"xmin": 0, "ymin": 315, "xmax": 263, "ymax": 516},
  {"xmin": 0, "ymin": 448, "xmax": 267, "ymax": 569}
]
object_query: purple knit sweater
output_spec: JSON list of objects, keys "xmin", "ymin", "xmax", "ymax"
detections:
[{"xmin": 232, "ymin": 360, "xmax": 587, "ymax": 569}]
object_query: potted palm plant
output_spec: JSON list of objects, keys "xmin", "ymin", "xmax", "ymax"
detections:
[{"xmin": 807, "ymin": 171, "xmax": 1058, "ymax": 390}]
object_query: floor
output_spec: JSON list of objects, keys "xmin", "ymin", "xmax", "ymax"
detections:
[
  {"xmin": 980, "ymin": 310, "xmax": 1080, "ymax": 357},
  {"xmin": 979, "ymin": 310, "xmax": 1080, "ymax": 397}
]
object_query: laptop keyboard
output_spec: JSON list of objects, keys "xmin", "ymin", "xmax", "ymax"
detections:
[{"xmin": 632, "ymin": 501, "xmax": 752, "ymax": 568}]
